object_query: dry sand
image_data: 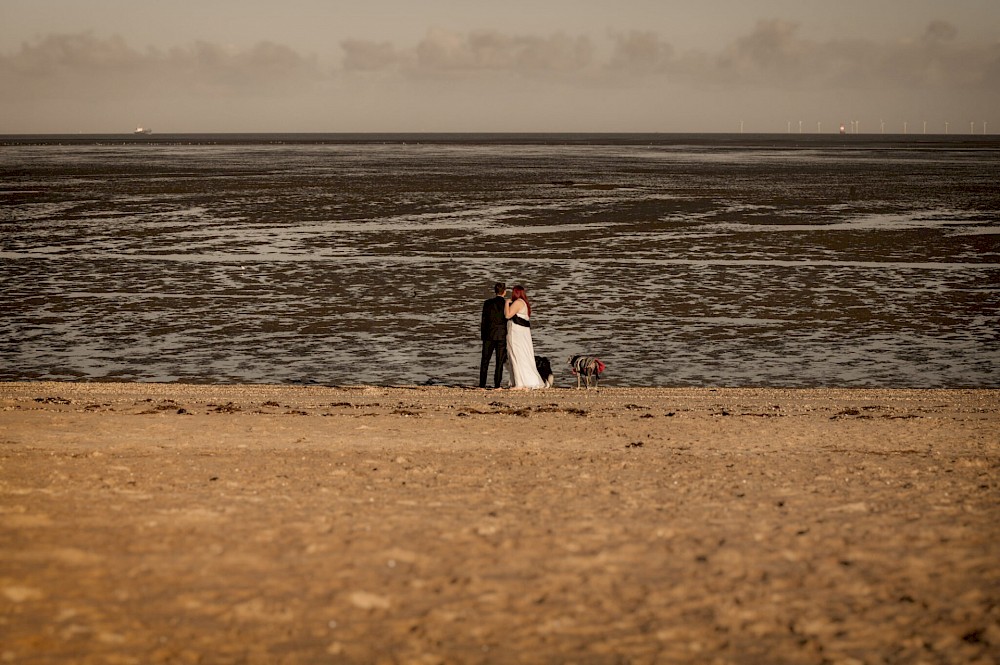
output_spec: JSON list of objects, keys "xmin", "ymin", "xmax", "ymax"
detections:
[{"xmin": 1, "ymin": 382, "xmax": 998, "ymax": 664}]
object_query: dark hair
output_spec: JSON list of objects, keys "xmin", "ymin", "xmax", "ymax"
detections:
[
  {"xmin": 511, "ymin": 285, "xmax": 530, "ymax": 315},
  {"xmin": 494, "ymin": 282, "xmax": 506, "ymax": 295}
]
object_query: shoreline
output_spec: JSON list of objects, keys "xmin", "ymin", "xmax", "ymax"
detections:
[
  {"xmin": 4, "ymin": 379, "xmax": 997, "ymax": 398},
  {"xmin": 2, "ymin": 382, "xmax": 998, "ymax": 663}
]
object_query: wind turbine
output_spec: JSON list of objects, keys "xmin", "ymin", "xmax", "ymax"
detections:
[
  {"xmin": 923, "ymin": 120, "xmax": 927, "ymax": 134},
  {"xmin": 945, "ymin": 121, "xmax": 949, "ymax": 134},
  {"xmin": 880, "ymin": 119, "xmax": 885, "ymax": 134},
  {"xmin": 904, "ymin": 121, "xmax": 908, "ymax": 135},
  {"xmin": 971, "ymin": 121, "xmax": 975, "ymax": 134},
  {"xmin": 817, "ymin": 121, "xmax": 822, "ymax": 133},
  {"xmin": 798, "ymin": 120, "xmax": 803, "ymax": 133}
]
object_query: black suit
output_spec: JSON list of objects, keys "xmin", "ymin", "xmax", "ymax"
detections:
[{"xmin": 479, "ymin": 296, "xmax": 508, "ymax": 388}]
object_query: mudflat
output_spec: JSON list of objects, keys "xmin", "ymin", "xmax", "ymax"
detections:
[{"xmin": 1, "ymin": 382, "xmax": 998, "ymax": 664}]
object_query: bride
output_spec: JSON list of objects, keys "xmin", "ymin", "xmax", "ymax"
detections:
[{"xmin": 504, "ymin": 285, "xmax": 546, "ymax": 389}]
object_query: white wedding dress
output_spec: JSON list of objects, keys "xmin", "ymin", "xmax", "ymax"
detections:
[{"xmin": 506, "ymin": 310, "xmax": 545, "ymax": 389}]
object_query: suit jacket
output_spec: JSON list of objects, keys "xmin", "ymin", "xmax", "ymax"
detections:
[{"xmin": 481, "ymin": 296, "xmax": 508, "ymax": 341}]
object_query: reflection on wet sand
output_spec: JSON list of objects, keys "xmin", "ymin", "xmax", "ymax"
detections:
[{"xmin": 1, "ymin": 139, "xmax": 998, "ymax": 386}]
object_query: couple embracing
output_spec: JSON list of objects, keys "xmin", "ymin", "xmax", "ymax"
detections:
[{"xmin": 479, "ymin": 282, "xmax": 547, "ymax": 390}]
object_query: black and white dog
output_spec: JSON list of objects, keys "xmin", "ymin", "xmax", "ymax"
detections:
[
  {"xmin": 535, "ymin": 355, "xmax": 555, "ymax": 388},
  {"xmin": 567, "ymin": 355, "xmax": 606, "ymax": 389}
]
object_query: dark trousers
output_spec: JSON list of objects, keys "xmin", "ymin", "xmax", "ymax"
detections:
[{"xmin": 479, "ymin": 340, "xmax": 507, "ymax": 388}]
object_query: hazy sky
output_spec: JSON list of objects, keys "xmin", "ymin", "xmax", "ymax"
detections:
[{"xmin": 2, "ymin": 0, "xmax": 998, "ymax": 133}]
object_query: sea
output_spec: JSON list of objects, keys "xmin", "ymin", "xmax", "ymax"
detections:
[{"xmin": 1, "ymin": 133, "xmax": 998, "ymax": 388}]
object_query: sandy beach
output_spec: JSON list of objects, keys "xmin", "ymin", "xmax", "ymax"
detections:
[{"xmin": 1, "ymin": 382, "xmax": 998, "ymax": 664}]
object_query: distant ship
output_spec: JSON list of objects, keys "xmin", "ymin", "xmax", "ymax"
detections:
[{"xmin": 133, "ymin": 127, "xmax": 152, "ymax": 135}]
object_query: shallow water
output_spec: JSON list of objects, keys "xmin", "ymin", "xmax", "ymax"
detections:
[{"xmin": 1, "ymin": 136, "xmax": 998, "ymax": 386}]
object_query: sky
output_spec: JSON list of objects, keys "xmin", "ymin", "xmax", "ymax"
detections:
[{"xmin": 1, "ymin": 0, "xmax": 998, "ymax": 134}]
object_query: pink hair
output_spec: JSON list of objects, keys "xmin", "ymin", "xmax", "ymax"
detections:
[{"xmin": 511, "ymin": 285, "xmax": 531, "ymax": 315}]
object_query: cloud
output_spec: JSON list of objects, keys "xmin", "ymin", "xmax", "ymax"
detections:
[
  {"xmin": 341, "ymin": 39, "xmax": 404, "ymax": 72},
  {"xmin": 608, "ymin": 31, "xmax": 675, "ymax": 73},
  {"xmin": 715, "ymin": 19, "xmax": 813, "ymax": 82},
  {"xmin": 344, "ymin": 28, "xmax": 594, "ymax": 78},
  {"xmin": 0, "ymin": 32, "xmax": 322, "ymax": 100},
  {"xmin": 702, "ymin": 19, "xmax": 998, "ymax": 90},
  {"xmin": 601, "ymin": 19, "xmax": 999, "ymax": 91},
  {"xmin": 924, "ymin": 19, "xmax": 958, "ymax": 43},
  {"xmin": 337, "ymin": 21, "xmax": 999, "ymax": 93},
  {"xmin": 0, "ymin": 19, "xmax": 1000, "ymax": 109}
]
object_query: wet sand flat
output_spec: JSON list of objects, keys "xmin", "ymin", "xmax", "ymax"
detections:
[
  {"xmin": 4, "ymin": 140, "xmax": 998, "ymax": 388},
  {"xmin": 1, "ymin": 382, "xmax": 998, "ymax": 664}
]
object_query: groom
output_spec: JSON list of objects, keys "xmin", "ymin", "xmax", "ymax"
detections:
[{"xmin": 479, "ymin": 282, "xmax": 508, "ymax": 389}]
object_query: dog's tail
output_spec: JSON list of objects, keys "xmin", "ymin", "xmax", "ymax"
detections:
[{"xmin": 544, "ymin": 373, "xmax": 554, "ymax": 388}]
